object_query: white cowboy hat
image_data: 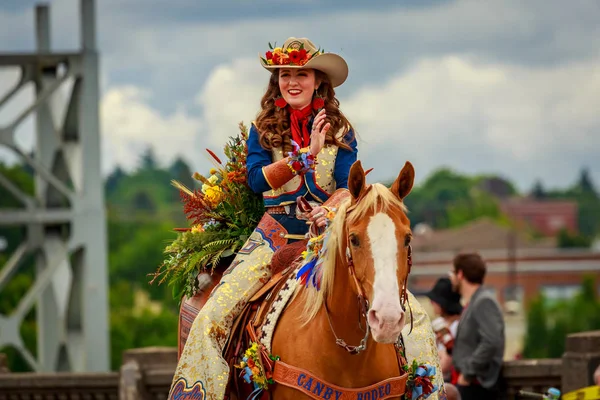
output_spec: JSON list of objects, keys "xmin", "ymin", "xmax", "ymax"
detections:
[{"xmin": 258, "ymin": 37, "xmax": 349, "ymax": 88}]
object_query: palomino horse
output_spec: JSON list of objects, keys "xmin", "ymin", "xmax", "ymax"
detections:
[{"xmin": 265, "ymin": 160, "xmax": 416, "ymax": 398}]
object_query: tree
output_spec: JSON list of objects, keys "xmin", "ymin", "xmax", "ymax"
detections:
[
  {"xmin": 138, "ymin": 146, "xmax": 158, "ymax": 171},
  {"xmin": 132, "ymin": 190, "xmax": 156, "ymax": 212},
  {"xmin": 530, "ymin": 179, "xmax": 547, "ymax": 199},
  {"xmin": 169, "ymin": 157, "xmax": 195, "ymax": 192},
  {"xmin": 109, "ymin": 281, "xmax": 178, "ymax": 370},
  {"xmin": 576, "ymin": 167, "xmax": 597, "ymax": 195},
  {"xmin": 522, "ymin": 295, "xmax": 548, "ymax": 359},
  {"xmin": 105, "ymin": 166, "xmax": 126, "ymax": 196},
  {"xmin": 557, "ymin": 229, "xmax": 592, "ymax": 248},
  {"xmin": 523, "ymin": 275, "xmax": 600, "ymax": 359},
  {"xmin": 402, "ymin": 168, "xmax": 510, "ymax": 229}
]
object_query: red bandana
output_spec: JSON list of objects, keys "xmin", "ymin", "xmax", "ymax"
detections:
[{"xmin": 288, "ymin": 105, "xmax": 313, "ymax": 147}]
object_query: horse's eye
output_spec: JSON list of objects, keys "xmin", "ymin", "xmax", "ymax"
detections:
[
  {"xmin": 404, "ymin": 235, "xmax": 411, "ymax": 247},
  {"xmin": 350, "ymin": 234, "xmax": 360, "ymax": 247}
]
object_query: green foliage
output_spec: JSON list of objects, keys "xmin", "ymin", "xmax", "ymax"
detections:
[
  {"xmin": 169, "ymin": 157, "xmax": 196, "ymax": 197},
  {"xmin": 109, "ymin": 218, "xmax": 177, "ymax": 301},
  {"xmin": 150, "ymin": 123, "xmax": 264, "ymax": 300},
  {"xmin": 557, "ymin": 228, "xmax": 592, "ymax": 248},
  {"xmin": 546, "ymin": 167, "xmax": 600, "ymax": 242},
  {"xmin": 402, "ymin": 168, "xmax": 507, "ymax": 229},
  {"xmin": 530, "ymin": 179, "xmax": 547, "ymax": 199},
  {"xmin": 109, "ymin": 282, "xmax": 178, "ymax": 370},
  {"xmin": 523, "ymin": 275, "xmax": 600, "ymax": 359},
  {"xmin": 2, "ymin": 141, "xmax": 600, "ymax": 372},
  {"xmin": 522, "ymin": 296, "xmax": 549, "ymax": 359}
]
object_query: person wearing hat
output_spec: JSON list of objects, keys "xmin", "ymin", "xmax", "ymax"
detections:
[
  {"xmin": 169, "ymin": 37, "xmax": 448, "ymax": 400},
  {"xmin": 169, "ymin": 37, "xmax": 357, "ymax": 400},
  {"xmin": 427, "ymin": 277, "xmax": 463, "ymax": 383},
  {"xmin": 427, "ymin": 277, "xmax": 463, "ymax": 345}
]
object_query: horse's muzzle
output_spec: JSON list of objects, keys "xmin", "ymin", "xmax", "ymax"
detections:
[{"xmin": 367, "ymin": 304, "xmax": 406, "ymax": 344}]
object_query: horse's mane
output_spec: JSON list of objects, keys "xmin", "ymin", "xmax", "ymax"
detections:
[{"xmin": 300, "ymin": 183, "xmax": 408, "ymax": 324}]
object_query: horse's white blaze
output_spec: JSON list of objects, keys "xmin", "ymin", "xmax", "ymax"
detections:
[{"xmin": 367, "ymin": 213, "xmax": 403, "ymax": 324}]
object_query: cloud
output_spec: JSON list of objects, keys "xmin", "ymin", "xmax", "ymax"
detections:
[
  {"xmin": 2, "ymin": 0, "xmax": 599, "ymax": 190},
  {"xmin": 195, "ymin": 58, "xmax": 265, "ymax": 147},
  {"xmin": 342, "ymin": 55, "xmax": 600, "ymax": 189},
  {"xmin": 100, "ymin": 86, "xmax": 201, "ymax": 173},
  {"xmin": 86, "ymin": 0, "xmax": 599, "ymax": 115},
  {"xmin": 85, "ymin": 51, "xmax": 600, "ymax": 192},
  {"xmin": 99, "ymin": 59, "xmax": 266, "ymax": 175}
]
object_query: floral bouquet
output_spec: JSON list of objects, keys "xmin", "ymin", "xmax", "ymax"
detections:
[
  {"xmin": 235, "ymin": 342, "xmax": 280, "ymax": 391},
  {"xmin": 150, "ymin": 122, "xmax": 264, "ymax": 300}
]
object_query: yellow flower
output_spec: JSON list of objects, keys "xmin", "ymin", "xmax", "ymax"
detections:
[
  {"xmin": 267, "ymin": 59, "xmax": 273, "ymax": 65},
  {"xmin": 191, "ymin": 225, "xmax": 204, "ymax": 233},
  {"xmin": 208, "ymin": 174, "xmax": 219, "ymax": 184},
  {"xmin": 205, "ymin": 185, "xmax": 223, "ymax": 206},
  {"xmin": 273, "ymin": 47, "xmax": 283, "ymax": 54},
  {"xmin": 201, "ymin": 183, "xmax": 211, "ymax": 194},
  {"xmin": 209, "ymin": 168, "xmax": 217, "ymax": 175}
]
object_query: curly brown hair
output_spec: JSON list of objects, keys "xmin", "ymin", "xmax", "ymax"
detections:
[{"xmin": 255, "ymin": 69, "xmax": 354, "ymax": 154}]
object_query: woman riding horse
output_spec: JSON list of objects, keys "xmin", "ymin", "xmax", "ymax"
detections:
[{"xmin": 169, "ymin": 37, "xmax": 447, "ymax": 400}]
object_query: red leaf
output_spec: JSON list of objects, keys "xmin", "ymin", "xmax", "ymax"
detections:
[{"xmin": 206, "ymin": 148, "xmax": 222, "ymax": 164}]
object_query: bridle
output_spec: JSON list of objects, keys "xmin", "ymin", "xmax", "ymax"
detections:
[{"xmin": 297, "ymin": 191, "xmax": 414, "ymax": 355}]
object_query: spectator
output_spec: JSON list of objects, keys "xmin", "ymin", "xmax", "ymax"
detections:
[
  {"xmin": 426, "ymin": 277, "xmax": 463, "ymax": 381},
  {"xmin": 594, "ymin": 364, "xmax": 600, "ymax": 386},
  {"xmin": 450, "ymin": 253, "xmax": 505, "ymax": 400}
]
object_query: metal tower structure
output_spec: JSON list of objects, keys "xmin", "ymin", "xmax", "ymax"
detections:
[{"xmin": 0, "ymin": 0, "xmax": 109, "ymax": 372}]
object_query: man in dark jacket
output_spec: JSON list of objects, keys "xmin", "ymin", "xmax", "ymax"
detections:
[{"xmin": 450, "ymin": 253, "xmax": 505, "ymax": 400}]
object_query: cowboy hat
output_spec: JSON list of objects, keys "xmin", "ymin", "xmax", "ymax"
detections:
[
  {"xmin": 425, "ymin": 277, "xmax": 463, "ymax": 316},
  {"xmin": 259, "ymin": 37, "xmax": 349, "ymax": 88}
]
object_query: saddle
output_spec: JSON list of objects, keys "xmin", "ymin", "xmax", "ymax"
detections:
[{"xmin": 223, "ymin": 239, "xmax": 308, "ymax": 400}]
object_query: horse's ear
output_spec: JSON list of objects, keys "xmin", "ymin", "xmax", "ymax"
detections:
[
  {"xmin": 391, "ymin": 161, "xmax": 415, "ymax": 201},
  {"xmin": 348, "ymin": 160, "xmax": 366, "ymax": 201}
]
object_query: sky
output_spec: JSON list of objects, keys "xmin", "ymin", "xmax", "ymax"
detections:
[{"xmin": 0, "ymin": 0, "xmax": 599, "ymax": 192}]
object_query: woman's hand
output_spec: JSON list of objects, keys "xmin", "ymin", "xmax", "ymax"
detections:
[
  {"xmin": 308, "ymin": 206, "xmax": 329, "ymax": 228},
  {"xmin": 310, "ymin": 109, "xmax": 330, "ymax": 156}
]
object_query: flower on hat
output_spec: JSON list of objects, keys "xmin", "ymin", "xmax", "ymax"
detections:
[{"xmin": 261, "ymin": 42, "xmax": 322, "ymax": 67}]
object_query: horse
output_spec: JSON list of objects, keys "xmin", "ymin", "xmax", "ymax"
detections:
[{"xmin": 264, "ymin": 159, "xmax": 416, "ymax": 398}]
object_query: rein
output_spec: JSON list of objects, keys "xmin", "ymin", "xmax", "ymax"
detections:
[{"xmin": 297, "ymin": 190, "xmax": 414, "ymax": 356}]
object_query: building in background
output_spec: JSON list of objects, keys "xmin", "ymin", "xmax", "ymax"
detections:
[{"xmin": 499, "ymin": 198, "xmax": 578, "ymax": 236}]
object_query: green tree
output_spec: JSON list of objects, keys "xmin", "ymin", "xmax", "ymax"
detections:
[
  {"xmin": 109, "ymin": 219, "xmax": 177, "ymax": 301},
  {"xmin": 139, "ymin": 146, "xmax": 159, "ymax": 171},
  {"xmin": 109, "ymin": 282, "xmax": 178, "ymax": 370},
  {"xmin": 557, "ymin": 229, "xmax": 592, "ymax": 248},
  {"xmin": 401, "ymin": 168, "xmax": 511, "ymax": 229},
  {"xmin": 132, "ymin": 190, "xmax": 156, "ymax": 212},
  {"xmin": 523, "ymin": 276, "xmax": 600, "ymax": 359},
  {"xmin": 105, "ymin": 166, "xmax": 126, "ymax": 197},
  {"xmin": 522, "ymin": 295, "xmax": 548, "ymax": 359},
  {"xmin": 576, "ymin": 167, "xmax": 596, "ymax": 195},
  {"xmin": 169, "ymin": 157, "xmax": 195, "ymax": 189},
  {"xmin": 530, "ymin": 180, "xmax": 547, "ymax": 199}
]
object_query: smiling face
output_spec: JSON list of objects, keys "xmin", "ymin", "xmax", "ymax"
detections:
[{"xmin": 278, "ymin": 68, "xmax": 319, "ymax": 109}]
